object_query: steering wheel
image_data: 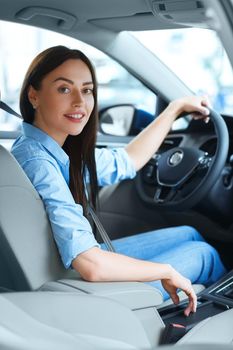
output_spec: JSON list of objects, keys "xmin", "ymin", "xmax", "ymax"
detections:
[{"xmin": 136, "ymin": 109, "xmax": 229, "ymax": 210}]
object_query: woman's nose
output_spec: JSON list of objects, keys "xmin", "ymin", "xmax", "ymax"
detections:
[{"xmin": 72, "ymin": 90, "xmax": 84, "ymax": 106}]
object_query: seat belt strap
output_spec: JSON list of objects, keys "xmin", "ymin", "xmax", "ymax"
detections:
[
  {"xmin": 88, "ymin": 206, "xmax": 116, "ymax": 252},
  {"xmin": 0, "ymin": 101, "xmax": 22, "ymax": 118}
]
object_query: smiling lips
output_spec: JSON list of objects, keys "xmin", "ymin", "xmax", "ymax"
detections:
[{"xmin": 64, "ymin": 112, "xmax": 85, "ymax": 122}]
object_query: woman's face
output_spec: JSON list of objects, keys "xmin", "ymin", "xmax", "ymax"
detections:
[{"xmin": 28, "ymin": 59, "xmax": 95, "ymax": 146}]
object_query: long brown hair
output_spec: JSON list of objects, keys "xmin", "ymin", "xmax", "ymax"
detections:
[{"xmin": 20, "ymin": 45, "xmax": 98, "ymax": 213}]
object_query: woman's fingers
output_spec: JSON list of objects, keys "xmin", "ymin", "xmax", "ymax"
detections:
[
  {"xmin": 201, "ymin": 95, "xmax": 211, "ymax": 108},
  {"xmin": 192, "ymin": 95, "xmax": 211, "ymax": 120},
  {"xmin": 204, "ymin": 117, "xmax": 210, "ymax": 123},
  {"xmin": 184, "ymin": 287, "xmax": 197, "ymax": 316},
  {"xmin": 169, "ymin": 291, "xmax": 180, "ymax": 306},
  {"xmin": 184, "ymin": 95, "xmax": 211, "ymax": 116},
  {"xmin": 192, "ymin": 113, "xmax": 210, "ymax": 123},
  {"xmin": 192, "ymin": 94, "xmax": 211, "ymax": 121},
  {"xmin": 161, "ymin": 268, "xmax": 197, "ymax": 316}
]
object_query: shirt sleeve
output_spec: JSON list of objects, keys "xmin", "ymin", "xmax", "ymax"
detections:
[
  {"xmin": 21, "ymin": 157, "xmax": 100, "ymax": 269},
  {"xmin": 95, "ymin": 147, "xmax": 136, "ymax": 186}
]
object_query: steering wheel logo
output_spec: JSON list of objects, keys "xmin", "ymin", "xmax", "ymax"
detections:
[{"xmin": 168, "ymin": 151, "xmax": 184, "ymax": 166}]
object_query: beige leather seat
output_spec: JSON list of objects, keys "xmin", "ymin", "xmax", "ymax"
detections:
[
  {"xmin": 0, "ymin": 290, "xmax": 232, "ymax": 349},
  {"xmin": 0, "ymin": 291, "xmax": 153, "ymax": 350}
]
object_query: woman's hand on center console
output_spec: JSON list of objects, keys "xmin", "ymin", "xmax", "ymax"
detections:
[{"xmin": 162, "ymin": 266, "xmax": 197, "ymax": 316}]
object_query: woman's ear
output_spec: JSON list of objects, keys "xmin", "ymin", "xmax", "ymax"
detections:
[{"xmin": 28, "ymin": 85, "xmax": 39, "ymax": 109}]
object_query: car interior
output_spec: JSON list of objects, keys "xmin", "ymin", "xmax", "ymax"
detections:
[{"xmin": 1, "ymin": 0, "xmax": 233, "ymax": 349}]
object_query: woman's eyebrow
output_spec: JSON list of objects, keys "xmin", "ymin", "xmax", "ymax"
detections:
[
  {"xmin": 52, "ymin": 77, "xmax": 93, "ymax": 86},
  {"xmin": 53, "ymin": 77, "xmax": 74, "ymax": 84},
  {"xmin": 83, "ymin": 81, "xmax": 93, "ymax": 86}
]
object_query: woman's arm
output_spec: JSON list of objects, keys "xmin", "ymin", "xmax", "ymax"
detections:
[
  {"xmin": 125, "ymin": 96, "xmax": 210, "ymax": 171},
  {"xmin": 72, "ymin": 247, "xmax": 197, "ymax": 316}
]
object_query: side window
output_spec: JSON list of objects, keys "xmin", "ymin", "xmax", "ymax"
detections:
[
  {"xmin": 96, "ymin": 59, "xmax": 156, "ymax": 114},
  {"xmin": 0, "ymin": 21, "xmax": 156, "ymax": 136}
]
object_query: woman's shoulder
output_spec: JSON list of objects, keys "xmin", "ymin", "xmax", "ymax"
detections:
[{"xmin": 11, "ymin": 135, "xmax": 52, "ymax": 165}]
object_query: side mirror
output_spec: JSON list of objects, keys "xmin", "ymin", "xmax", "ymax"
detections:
[
  {"xmin": 99, "ymin": 104, "xmax": 154, "ymax": 136},
  {"xmin": 99, "ymin": 105, "xmax": 135, "ymax": 136}
]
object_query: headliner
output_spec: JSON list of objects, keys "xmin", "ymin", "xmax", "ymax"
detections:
[{"xmin": 0, "ymin": 0, "xmax": 208, "ymax": 36}]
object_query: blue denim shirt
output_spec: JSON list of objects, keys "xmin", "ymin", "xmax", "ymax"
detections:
[{"xmin": 11, "ymin": 122, "xmax": 136, "ymax": 268}]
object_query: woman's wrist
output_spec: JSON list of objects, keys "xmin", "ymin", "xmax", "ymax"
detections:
[
  {"xmin": 160, "ymin": 100, "xmax": 183, "ymax": 123},
  {"xmin": 167, "ymin": 99, "xmax": 184, "ymax": 118},
  {"xmin": 161, "ymin": 263, "xmax": 174, "ymax": 280}
]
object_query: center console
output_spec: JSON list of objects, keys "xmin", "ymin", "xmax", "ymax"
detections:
[{"xmin": 158, "ymin": 270, "xmax": 233, "ymax": 330}]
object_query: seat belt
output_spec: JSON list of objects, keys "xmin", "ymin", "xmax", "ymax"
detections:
[
  {"xmin": 0, "ymin": 100, "xmax": 116, "ymax": 253},
  {"xmin": 88, "ymin": 206, "xmax": 116, "ymax": 252},
  {"xmin": 0, "ymin": 101, "xmax": 22, "ymax": 118}
]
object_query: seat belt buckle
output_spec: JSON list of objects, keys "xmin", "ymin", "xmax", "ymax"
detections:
[{"xmin": 160, "ymin": 323, "xmax": 187, "ymax": 344}]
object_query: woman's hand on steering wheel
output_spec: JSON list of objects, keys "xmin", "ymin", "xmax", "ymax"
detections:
[{"xmin": 167, "ymin": 95, "xmax": 211, "ymax": 122}]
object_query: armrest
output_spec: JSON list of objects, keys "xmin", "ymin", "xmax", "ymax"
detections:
[{"xmin": 42, "ymin": 278, "xmax": 163, "ymax": 310}]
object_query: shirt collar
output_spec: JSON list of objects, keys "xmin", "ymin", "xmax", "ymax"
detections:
[{"xmin": 22, "ymin": 122, "xmax": 69, "ymax": 166}]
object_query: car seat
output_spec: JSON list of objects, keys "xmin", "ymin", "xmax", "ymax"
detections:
[{"xmin": 0, "ymin": 290, "xmax": 233, "ymax": 349}]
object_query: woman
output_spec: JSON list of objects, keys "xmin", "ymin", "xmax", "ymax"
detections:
[{"xmin": 11, "ymin": 45, "xmax": 226, "ymax": 316}]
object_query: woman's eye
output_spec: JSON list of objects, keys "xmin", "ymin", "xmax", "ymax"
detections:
[
  {"xmin": 58, "ymin": 86, "xmax": 70, "ymax": 94},
  {"xmin": 83, "ymin": 88, "xmax": 93, "ymax": 95}
]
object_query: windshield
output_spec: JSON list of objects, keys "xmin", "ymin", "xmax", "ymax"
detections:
[{"xmin": 132, "ymin": 28, "xmax": 233, "ymax": 116}]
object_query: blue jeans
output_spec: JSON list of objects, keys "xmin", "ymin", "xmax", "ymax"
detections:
[{"xmin": 101, "ymin": 226, "xmax": 226, "ymax": 300}]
